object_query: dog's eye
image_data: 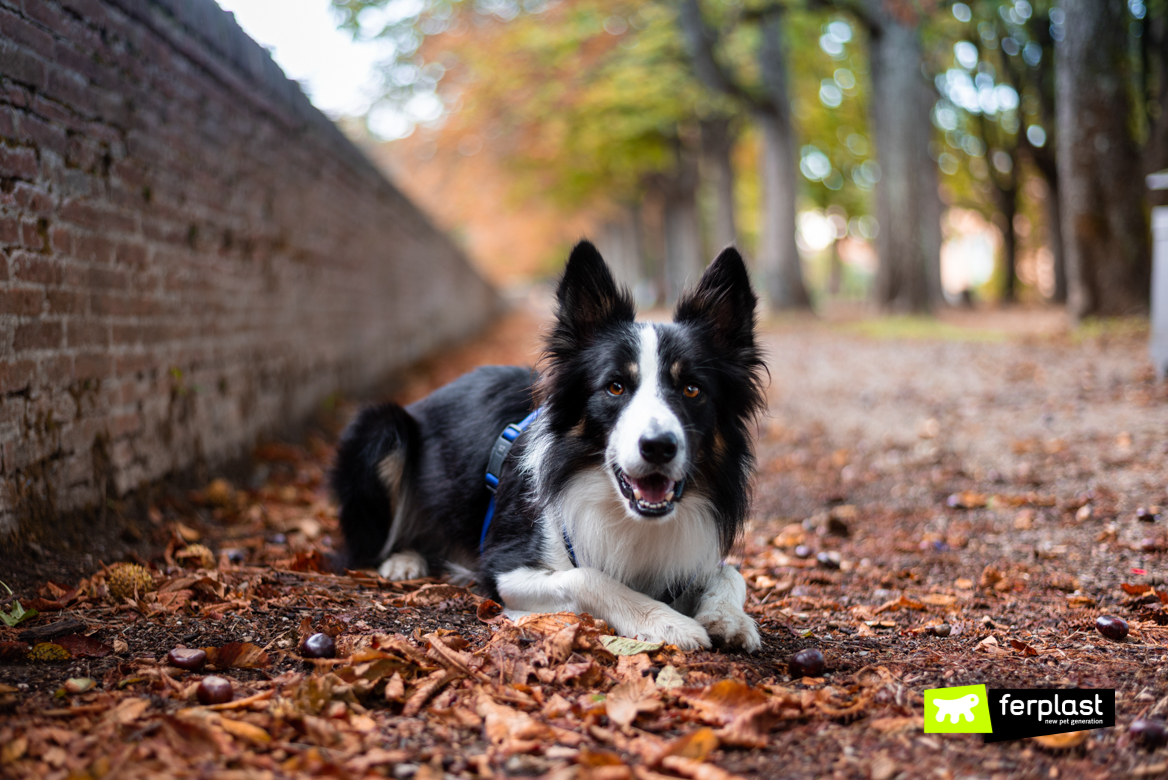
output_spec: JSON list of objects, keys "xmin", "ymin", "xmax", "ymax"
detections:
[
  {"xmin": 607, "ymin": 381, "xmax": 625, "ymax": 396},
  {"xmin": 683, "ymin": 384, "xmax": 700, "ymax": 399}
]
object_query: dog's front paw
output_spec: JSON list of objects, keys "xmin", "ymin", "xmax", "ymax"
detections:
[
  {"xmin": 635, "ymin": 609, "xmax": 711, "ymax": 651},
  {"xmin": 377, "ymin": 550, "xmax": 428, "ymax": 581},
  {"xmin": 695, "ymin": 606, "xmax": 761, "ymax": 653}
]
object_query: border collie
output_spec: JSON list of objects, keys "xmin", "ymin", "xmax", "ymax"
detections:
[{"xmin": 332, "ymin": 241, "xmax": 765, "ymax": 651}]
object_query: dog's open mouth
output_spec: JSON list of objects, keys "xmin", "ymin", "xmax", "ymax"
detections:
[{"xmin": 614, "ymin": 467, "xmax": 686, "ymax": 517}]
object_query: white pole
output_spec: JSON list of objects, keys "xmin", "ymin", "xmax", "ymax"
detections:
[{"xmin": 1147, "ymin": 172, "xmax": 1168, "ymax": 380}]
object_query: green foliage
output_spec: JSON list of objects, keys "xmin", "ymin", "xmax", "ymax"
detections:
[{"xmin": 0, "ymin": 580, "xmax": 37, "ymax": 628}]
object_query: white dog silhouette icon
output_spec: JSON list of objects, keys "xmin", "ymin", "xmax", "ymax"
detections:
[{"xmin": 932, "ymin": 693, "xmax": 980, "ymax": 723}]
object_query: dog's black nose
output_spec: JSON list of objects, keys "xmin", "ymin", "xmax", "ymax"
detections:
[{"xmin": 639, "ymin": 432, "xmax": 678, "ymax": 464}]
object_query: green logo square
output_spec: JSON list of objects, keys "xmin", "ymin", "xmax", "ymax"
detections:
[{"xmin": 924, "ymin": 684, "xmax": 993, "ymax": 734}]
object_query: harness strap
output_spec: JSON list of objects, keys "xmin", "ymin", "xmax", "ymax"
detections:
[{"xmin": 480, "ymin": 408, "xmax": 542, "ymax": 552}]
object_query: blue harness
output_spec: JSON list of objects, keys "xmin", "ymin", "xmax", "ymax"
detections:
[
  {"xmin": 480, "ymin": 408, "xmax": 700, "ymax": 604},
  {"xmin": 481, "ymin": 408, "xmax": 542, "ymax": 551}
]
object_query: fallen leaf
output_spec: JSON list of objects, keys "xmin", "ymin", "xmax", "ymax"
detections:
[
  {"xmin": 1009, "ymin": 639, "xmax": 1039, "ymax": 656},
  {"xmin": 203, "ymin": 642, "xmax": 270, "ymax": 669},
  {"xmin": 1032, "ymin": 731, "xmax": 1087, "ymax": 749},
  {"xmin": 515, "ymin": 612, "xmax": 587, "ymax": 635},
  {"xmin": 477, "ymin": 599, "xmax": 505, "ymax": 622},
  {"xmin": 476, "ymin": 694, "xmax": 554, "ymax": 755},
  {"xmin": 919, "ymin": 594, "xmax": 957, "ymax": 607},
  {"xmin": 657, "ymin": 728, "xmax": 718, "ymax": 763},
  {"xmin": 598, "ymin": 635, "xmax": 664, "ymax": 656},
  {"xmin": 656, "ymin": 665, "xmax": 685, "ymax": 690},
  {"xmin": 660, "ymin": 756, "xmax": 745, "ymax": 780},
  {"xmin": 606, "ymin": 675, "xmax": 661, "ymax": 727},
  {"xmin": 53, "ymin": 634, "xmax": 112, "ymax": 659},
  {"xmin": 218, "ymin": 716, "xmax": 272, "ymax": 744}
]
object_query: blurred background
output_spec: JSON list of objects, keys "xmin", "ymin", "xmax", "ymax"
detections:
[{"xmin": 218, "ymin": 0, "xmax": 1160, "ymax": 320}]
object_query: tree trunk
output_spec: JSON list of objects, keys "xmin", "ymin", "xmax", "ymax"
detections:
[
  {"xmin": 1043, "ymin": 173, "xmax": 1068, "ymax": 303},
  {"xmin": 865, "ymin": 9, "xmax": 942, "ymax": 312},
  {"xmin": 1056, "ymin": 0, "xmax": 1151, "ymax": 318},
  {"xmin": 661, "ymin": 141, "xmax": 704, "ymax": 304},
  {"xmin": 996, "ymin": 188, "xmax": 1018, "ymax": 303},
  {"xmin": 757, "ymin": 13, "xmax": 811, "ymax": 310},
  {"xmin": 700, "ymin": 116, "xmax": 738, "ymax": 251},
  {"xmin": 595, "ymin": 205, "xmax": 643, "ymax": 292}
]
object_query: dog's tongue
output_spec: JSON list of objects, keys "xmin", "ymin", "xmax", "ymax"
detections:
[{"xmin": 631, "ymin": 474, "xmax": 672, "ymax": 504}]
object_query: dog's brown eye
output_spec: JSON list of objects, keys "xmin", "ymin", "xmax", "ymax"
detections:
[
  {"xmin": 684, "ymin": 384, "xmax": 700, "ymax": 399},
  {"xmin": 608, "ymin": 381, "xmax": 624, "ymax": 396}
]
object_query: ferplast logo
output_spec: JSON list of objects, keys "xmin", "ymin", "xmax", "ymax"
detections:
[
  {"xmin": 924, "ymin": 684, "xmax": 993, "ymax": 734},
  {"xmin": 922, "ymin": 686, "xmax": 1116, "ymax": 742}
]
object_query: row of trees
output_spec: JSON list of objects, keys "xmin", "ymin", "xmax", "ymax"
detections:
[{"xmin": 333, "ymin": 0, "xmax": 1162, "ymax": 318}]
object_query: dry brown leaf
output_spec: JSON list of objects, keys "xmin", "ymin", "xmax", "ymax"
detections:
[
  {"xmin": 217, "ymin": 717, "xmax": 272, "ymax": 745},
  {"xmin": 101, "ymin": 697, "xmax": 150, "ymax": 726},
  {"xmin": 476, "ymin": 694, "xmax": 554, "ymax": 755},
  {"xmin": 515, "ymin": 612, "xmax": 587, "ymax": 635},
  {"xmin": 678, "ymin": 680, "xmax": 770, "ymax": 724},
  {"xmin": 1032, "ymin": 731, "xmax": 1087, "ymax": 749},
  {"xmin": 661, "ymin": 756, "xmax": 746, "ymax": 780},
  {"xmin": 867, "ymin": 716, "xmax": 923, "ymax": 734},
  {"xmin": 1009, "ymin": 639, "xmax": 1039, "ymax": 656},
  {"xmin": 203, "ymin": 642, "xmax": 269, "ymax": 669},
  {"xmin": 919, "ymin": 594, "xmax": 957, "ymax": 607},
  {"xmin": 606, "ymin": 675, "xmax": 661, "ymax": 728},
  {"xmin": 656, "ymin": 665, "xmax": 685, "ymax": 690},
  {"xmin": 404, "ymin": 670, "xmax": 454, "ymax": 717},
  {"xmin": 545, "ymin": 623, "xmax": 580, "ymax": 665},
  {"xmin": 406, "ymin": 584, "xmax": 475, "ymax": 606},
  {"xmin": 874, "ymin": 595, "xmax": 925, "ymax": 614},
  {"xmin": 656, "ymin": 728, "xmax": 719, "ymax": 763}
]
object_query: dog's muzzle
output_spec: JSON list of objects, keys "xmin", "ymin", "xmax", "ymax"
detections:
[{"xmin": 614, "ymin": 466, "xmax": 686, "ymax": 517}]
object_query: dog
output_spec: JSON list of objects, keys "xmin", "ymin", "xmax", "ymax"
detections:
[{"xmin": 332, "ymin": 241, "xmax": 765, "ymax": 651}]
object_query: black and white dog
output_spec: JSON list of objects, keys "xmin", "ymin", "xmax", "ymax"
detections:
[{"xmin": 332, "ymin": 241, "xmax": 765, "ymax": 651}]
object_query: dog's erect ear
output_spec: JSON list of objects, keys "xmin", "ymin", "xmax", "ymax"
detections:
[
  {"xmin": 553, "ymin": 240, "xmax": 635, "ymax": 348},
  {"xmin": 674, "ymin": 246, "xmax": 758, "ymax": 352}
]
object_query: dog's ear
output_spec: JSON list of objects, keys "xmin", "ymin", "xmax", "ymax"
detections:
[
  {"xmin": 552, "ymin": 240, "xmax": 635, "ymax": 348},
  {"xmin": 674, "ymin": 246, "xmax": 758, "ymax": 352}
]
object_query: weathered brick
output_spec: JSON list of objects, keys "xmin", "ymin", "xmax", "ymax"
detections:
[
  {"xmin": 0, "ymin": 359, "xmax": 35, "ymax": 394},
  {"xmin": 0, "ymin": 39, "xmax": 47, "ymax": 91},
  {"xmin": 14, "ymin": 319, "xmax": 63, "ymax": 351},
  {"xmin": 0, "ymin": 286, "xmax": 44, "ymax": 315},
  {"xmin": 73, "ymin": 353, "xmax": 112, "ymax": 380},
  {"xmin": 10, "ymin": 250, "xmax": 59, "ymax": 284},
  {"xmin": 66, "ymin": 319, "xmax": 110, "ymax": 348},
  {"xmin": 46, "ymin": 288, "xmax": 86, "ymax": 314},
  {"xmin": 0, "ymin": 144, "xmax": 37, "ymax": 179},
  {"xmin": 0, "ymin": 214, "xmax": 20, "ymax": 244}
]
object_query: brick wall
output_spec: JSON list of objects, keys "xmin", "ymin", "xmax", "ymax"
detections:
[{"xmin": 0, "ymin": 0, "xmax": 499, "ymax": 540}]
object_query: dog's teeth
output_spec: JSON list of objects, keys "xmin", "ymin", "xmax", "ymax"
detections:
[
  {"xmin": 665, "ymin": 490, "xmax": 674, "ymax": 502},
  {"xmin": 632, "ymin": 487, "xmax": 643, "ymax": 500}
]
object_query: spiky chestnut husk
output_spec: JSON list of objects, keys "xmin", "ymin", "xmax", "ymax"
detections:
[{"xmin": 107, "ymin": 563, "xmax": 155, "ymax": 601}]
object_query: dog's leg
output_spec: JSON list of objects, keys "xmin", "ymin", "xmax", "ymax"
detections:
[
  {"xmin": 378, "ymin": 550, "xmax": 428, "ymax": 581},
  {"xmin": 496, "ymin": 567, "xmax": 711, "ymax": 650},
  {"xmin": 692, "ymin": 565, "xmax": 761, "ymax": 652}
]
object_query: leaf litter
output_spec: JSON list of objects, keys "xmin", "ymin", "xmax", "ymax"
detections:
[{"xmin": 4, "ymin": 310, "xmax": 1168, "ymax": 778}]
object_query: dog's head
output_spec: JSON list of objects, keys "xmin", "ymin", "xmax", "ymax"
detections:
[{"xmin": 536, "ymin": 241, "xmax": 765, "ymax": 540}]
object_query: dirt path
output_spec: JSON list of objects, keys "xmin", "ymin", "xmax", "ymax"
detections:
[{"xmin": 2, "ymin": 306, "xmax": 1167, "ymax": 780}]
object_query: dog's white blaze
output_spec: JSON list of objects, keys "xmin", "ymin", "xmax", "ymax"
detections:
[
  {"xmin": 557, "ymin": 467, "xmax": 719, "ymax": 598},
  {"xmin": 610, "ymin": 325, "xmax": 686, "ymax": 482}
]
